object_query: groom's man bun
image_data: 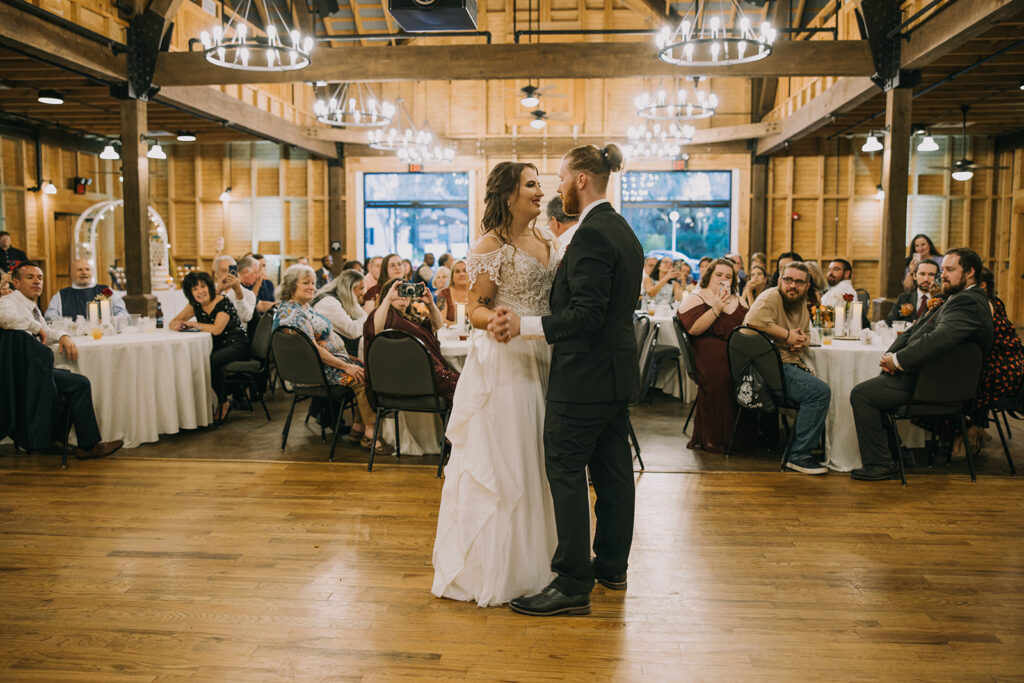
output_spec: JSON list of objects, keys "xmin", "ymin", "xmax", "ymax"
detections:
[{"xmin": 565, "ymin": 144, "xmax": 624, "ymax": 193}]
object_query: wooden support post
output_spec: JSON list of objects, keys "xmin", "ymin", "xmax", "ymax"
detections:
[
  {"xmin": 879, "ymin": 87, "xmax": 912, "ymax": 301},
  {"xmin": 749, "ymin": 156, "xmax": 769, "ymax": 257},
  {"xmin": 120, "ymin": 99, "xmax": 157, "ymax": 316},
  {"xmin": 327, "ymin": 156, "xmax": 346, "ymax": 265}
]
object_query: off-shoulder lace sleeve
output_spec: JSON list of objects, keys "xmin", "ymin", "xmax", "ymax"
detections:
[{"xmin": 466, "ymin": 249, "xmax": 503, "ymax": 289}]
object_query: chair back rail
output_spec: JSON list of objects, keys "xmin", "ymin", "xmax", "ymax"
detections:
[
  {"xmin": 250, "ymin": 306, "xmax": 276, "ymax": 362},
  {"xmin": 365, "ymin": 329, "xmax": 442, "ymax": 406},
  {"xmin": 672, "ymin": 316, "xmax": 698, "ymax": 379},
  {"xmin": 632, "ymin": 322, "xmax": 661, "ymax": 405},
  {"xmin": 271, "ymin": 325, "xmax": 331, "ymax": 387}
]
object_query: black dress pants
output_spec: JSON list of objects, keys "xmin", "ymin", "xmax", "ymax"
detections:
[
  {"xmin": 53, "ymin": 369, "xmax": 101, "ymax": 449},
  {"xmin": 543, "ymin": 399, "xmax": 635, "ymax": 596},
  {"xmin": 210, "ymin": 341, "xmax": 250, "ymax": 404},
  {"xmin": 850, "ymin": 372, "xmax": 915, "ymax": 468}
]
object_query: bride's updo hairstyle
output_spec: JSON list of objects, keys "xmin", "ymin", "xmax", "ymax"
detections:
[
  {"xmin": 481, "ymin": 161, "xmax": 538, "ymax": 245},
  {"xmin": 564, "ymin": 143, "xmax": 624, "ymax": 193}
]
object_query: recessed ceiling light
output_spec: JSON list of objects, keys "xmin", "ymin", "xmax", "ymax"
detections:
[
  {"xmin": 37, "ymin": 90, "xmax": 64, "ymax": 105},
  {"xmin": 176, "ymin": 132, "xmax": 197, "ymax": 142}
]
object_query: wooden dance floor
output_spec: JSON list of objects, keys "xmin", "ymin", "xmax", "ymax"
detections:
[{"xmin": 1, "ymin": 444, "xmax": 1022, "ymax": 680}]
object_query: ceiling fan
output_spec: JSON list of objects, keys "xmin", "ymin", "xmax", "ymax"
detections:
[
  {"xmin": 514, "ymin": 109, "xmax": 570, "ymax": 130},
  {"xmin": 927, "ymin": 104, "xmax": 1007, "ymax": 181},
  {"xmin": 513, "ymin": 83, "xmax": 566, "ymax": 108}
]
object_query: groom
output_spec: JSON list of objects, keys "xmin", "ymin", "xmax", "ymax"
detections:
[{"xmin": 490, "ymin": 144, "xmax": 643, "ymax": 616}]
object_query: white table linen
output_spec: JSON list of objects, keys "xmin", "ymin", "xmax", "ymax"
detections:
[
  {"xmin": 52, "ymin": 330, "xmax": 215, "ymax": 448},
  {"xmin": 806, "ymin": 338, "xmax": 923, "ymax": 472},
  {"xmin": 645, "ymin": 312, "xmax": 697, "ymax": 402}
]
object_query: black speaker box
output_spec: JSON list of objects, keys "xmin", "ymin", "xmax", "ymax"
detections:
[
  {"xmin": 388, "ymin": 0, "xmax": 478, "ymax": 32},
  {"xmin": 313, "ymin": 0, "xmax": 342, "ymax": 18}
]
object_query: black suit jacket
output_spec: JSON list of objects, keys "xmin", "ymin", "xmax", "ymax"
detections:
[
  {"xmin": 884, "ymin": 290, "xmax": 926, "ymax": 325},
  {"xmin": 541, "ymin": 202, "xmax": 644, "ymax": 404},
  {"xmin": 315, "ymin": 267, "xmax": 331, "ymax": 289},
  {"xmin": 0, "ymin": 329, "xmax": 58, "ymax": 450},
  {"xmin": 887, "ymin": 286, "xmax": 993, "ymax": 371}
]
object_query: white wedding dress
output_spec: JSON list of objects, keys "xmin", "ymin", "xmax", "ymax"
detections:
[{"xmin": 431, "ymin": 240, "xmax": 560, "ymax": 607}]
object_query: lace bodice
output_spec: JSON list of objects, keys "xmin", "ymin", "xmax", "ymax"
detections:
[{"xmin": 466, "ymin": 242, "xmax": 560, "ymax": 317}]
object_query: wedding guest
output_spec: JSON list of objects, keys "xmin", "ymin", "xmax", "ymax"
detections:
[
  {"xmin": 315, "ymin": 255, "xmax": 334, "ymax": 289},
  {"xmin": 677, "ymin": 258, "xmax": 755, "ymax": 453},
  {"xmin": 886, "ymin": 260, "xmax": 939, "ymax": 324},
  {"xmin": 750, "ymin": 251, "xmax": 768, "ymax": 272},
  {"xmin": 726, "ymin": 252, "xmax": 747, "ymax": 288},
  {"xmin": 901, "ymin": 233, "xmax": 944, "ymax": 291},
  {"xmin": 437, "ymin": 253, "xmax": 453, "ymax": 271},
  {"xmin": 431, "ymin": 266, "xmax": 451, "ymax": 292},
  {"xmin": 768, "ymin": 251, "xmax": 803, "ymax": 288},
  {"xmin": 363, "ymin": 256, "xmax": 382, "ymax": 291},
  {"xmin": 744, "ymin": 261, "xmax": 830, "ymax": 475},
  {"xmin": 643, "ymin": 256, "xmax": 678, "ymax": 308},
  {"xmin": 44, "ymin": 259, "xmax": 128, "ymax": 322},
  {"xmin": 402, "ymin": 259, "xmax": 414, "ymax": 282},
  {"xmin": 212, "ymin": 255, "xmax": 256, "ymax": 324},
  {"xmin": 343, "ymin": 260, "xmax": 364, "ymax": 275},
  {"xmin": 364, "ymin": 277, "xmax": 459, "ymax": 402},
  {"xmin": 312, "ymin": 268, "xmax": 367, "ymax": 349},
  {"xmin": 671, "ymin": 261, "xmax": 693, "ymax": 302},
  {"xmin": 697, "ymin": 256, "xmax": 713, "ymax": 283},
  {"xmin": 820, "ymin": 259, "xmax": 857, "ymax": 309},
  {"xmin": 296, "ymin": 256, "xmax": 310, "ymax": 266},
  {"xmin": 274, "ymin": 265, "xmax": 390, "ymax": 455},
  {"xmin": 169, "ymin": 271, "xmax": 250, "ymax": 422},
  {"xmin": 850, "ymin": 249, "xmax": 993, "ymax": 481},
  {"xmin": 416, "ymin": 252, "xmax": 436, "ymax": 285},
  {"xmin": 241, "ymin": 253, "xmax": 275, "ymax": 314},
  {"xmin": 641, "ymin": 255, "xmax": 657, "ymax": 296},
  {"xmin": 546, "ymin": 195, "xmax": 578, "ymax": 256},
  {"xmin": 740, "ymin": 264, "xmax": 767, "ymax": 308},
  {"xmin": 0, "ymin": 271, "xmax": 11, "ymax": 297},
  {"xmin": 0, "ymin": 261, "xmax": 122, "ymax": 459},
  {"xmin": 363, "ymin": 253, "xmax": 404, "ymax": 311},
  {"xmin": 0, "ymin": 231, "xmax": 27, "ymax": 273},
  {"xmin": 435, "ymin": 259, "xmax": 469, "ymax": 324}
]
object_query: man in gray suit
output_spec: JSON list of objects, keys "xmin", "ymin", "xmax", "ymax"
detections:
[{"xmin": 849, "ymin": 248, "xmax": 993, "ymax": 481}]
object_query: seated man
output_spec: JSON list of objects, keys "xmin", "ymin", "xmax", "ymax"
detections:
[
  {"xmin": 885, "ymin": 259, "xmax": 939, "ymax": 324},
  {"xmin": 546, "ymin": 195, "xmax": 579, "ymax": 257},
  {"xmin": 315, "ymin": 255, "xmax": 334, "ymax": 289},
  {"xmin": 241, "ymin": 253, "xmax": 275, "ymax": 315},
  {"xmin": 850, "ymin": 248, "xmax": 994, "ymax": 481},
  {"xmin": 0, "ymin": 261, "xmax": 123, "ymax": 459},
  {"xmin": 212, "ymin": 255, "xmax": 256, "ymax": 324},
  {"xmin": 44, "ymin": 259, "xmax": 128, "ymax": 322},
  {"xmin": 820, "ymin": 259, "xmax": 857, "ymax": 309},
  {"xmin": 0, "ymin": 230, "xmax": 27, "ymax": 273},
  {"xmin": 744, "ymin": 261, "xmax": 832, "ymax": 475}
]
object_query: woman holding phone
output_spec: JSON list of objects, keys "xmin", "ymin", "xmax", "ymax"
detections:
[
  {"xmin": 643, "ymin": 256, "xmax": 679, "ymax": 308},
  {"xmin": 677, "ymin": 257, "xmax": 756, "ymax": 453}
]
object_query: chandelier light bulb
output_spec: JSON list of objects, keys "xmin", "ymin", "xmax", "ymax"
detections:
[
  {"xmin": 917, "ymin": 135, "xmax": 938, "ymax": 152},
  {"xmin": 266, "ymin": 25, "xmax": 278, "ymax": 42},
  {"xmin": 100, "ymin": 144, "xmax": 119, "ymax": 160}
]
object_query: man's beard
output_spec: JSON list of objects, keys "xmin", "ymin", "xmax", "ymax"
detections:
[
  {"xmin": 562, "ymin": 183, "xmax": 581, "ymax": 216},
  {"xmin": 781, "ymin": 287, "xmax": 806, "ymax": 314},
  {"xmin": 826, "ymin": 276, "xmax": 839, "ymax": 287},
  {"xmin": 941, "ymin": 278, "xmax": 965, "ymax": 296}
]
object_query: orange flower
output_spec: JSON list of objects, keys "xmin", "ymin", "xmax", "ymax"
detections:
[
  {"xmin": 927, "ymin": 297, "xmax": 943, "ymax": 310},
  {"xmin": 900, "ymin": 303, "xmax": 914, "ymax": 316}
]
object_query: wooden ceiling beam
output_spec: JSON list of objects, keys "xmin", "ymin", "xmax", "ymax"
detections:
[
  {"xmin": 756, "ymin": 0, "xmax": 1024, "ymax": 156},
  {"xmin": 152, "ymin": 40, "xmax": 874, "ymax": 86}
]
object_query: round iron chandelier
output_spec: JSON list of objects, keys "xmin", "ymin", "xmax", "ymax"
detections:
[
  {"xmin": 656, "ymin": 0, "xmax": 776, "ymax": 67},
  {"xmin": 314, "ymin": 83, "xmax": 394, "ymax": 127},
  {"xmin": 624, "ymin": 121, "xmax": 695, "ymax": 160},
  {"xmin": 636, "ymin": 79, "xmax": 718, "ymax": 120},
  {"xmin": 198, "ymin": 0, "xmax": 313, "ymax": 71}
]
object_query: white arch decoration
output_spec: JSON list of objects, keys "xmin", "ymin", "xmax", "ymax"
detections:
[{"xmin": 72, "ymin": 200, "xmax": 172, "ymax": 291}]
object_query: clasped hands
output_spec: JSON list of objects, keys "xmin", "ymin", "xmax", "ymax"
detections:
[
  {"xmin": 879, "ymin": 353, "xmax": 900, "ymax": 375},
  {"xmin": 487, "ymin": 306, "xmax": 521, "ymax": 344}
]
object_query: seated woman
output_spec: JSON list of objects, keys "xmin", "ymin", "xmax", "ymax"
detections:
[
  {"xmin": 170, "ymin": 271, "xmax": 250, "ymax": 422},
  {"xmin": 273, "ymin": 265, "xmax": 391, "ymax": 455},
  {"xmin": 643, "ymin": 256, "xmax": 679, "ymax": 308},
  {"xmin": 312, "ymin": 268, "xmax": 367, "ymax": 356},
  {"xmin": 431, "ymin": 266, "xmax": 451, "ymax": 293},
  {"xmin": 362, "ymin": 253, "xmax": 404, "ymax": 313},
  {"xmin": 363, "ymin": 277, "xmax": 459, "ymax": 402},
  {"xmin": 435, "ymin": 260, "xmax": 470, "ymax": 324},
  {"xmin": 677, "ymin": 257, "xmax": 756, "ymax": 453},
  {"xmin": 740, "ymin": 264, "xmax": 767, "ymax": 308},
  {"xmin": 672, "ymin": 260, "xmax": 694, "ymax": 301}
]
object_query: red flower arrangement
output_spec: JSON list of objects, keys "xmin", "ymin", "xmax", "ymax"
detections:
[
  {"xmin": 842, "ymin": 293, "xmax": 855, "ymax": 303},
  {"xmin": 102, "ymin": 287, "xmax": 114, "ymax": 297}
]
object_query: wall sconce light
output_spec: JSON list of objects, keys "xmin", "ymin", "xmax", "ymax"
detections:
[
  {"xmin": 862, "ymin": 132, "xmax": 884, "ymax": 153},
  {"xmin": 147, "ymin": 142, "xmax": 167, "ymax": 160},
  {"xmin": 874, "ymin": 184, "xmax": 885, "ymax": 201},
  {"xmin": 219, "ymin": 187, "xmax": 232, "ymax": 202},
  {"xmin": 100, "ymin": 144, "xmax": 120, "ymax": 160}
]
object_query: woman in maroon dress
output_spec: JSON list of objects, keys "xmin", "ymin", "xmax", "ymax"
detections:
[
  {"xmin": 364, "ymin": 277, "xmax": 460, "ymax": 401},
  {"xmin": 677, "ymin": 257, "xmax": 756, "ymax": 453}
]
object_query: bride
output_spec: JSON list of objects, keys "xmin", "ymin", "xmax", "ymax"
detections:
[{"xmin": 431, "ymin": 161, "xmax": 559, "ymax": 607}]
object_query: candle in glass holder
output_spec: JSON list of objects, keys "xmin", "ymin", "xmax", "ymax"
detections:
[
  {"xmin": 99, "ymin": 299, "xmax": 111, "ymax": 324},
  {"xmin": 88, "ymin": 301, "xmax": 99, "ymax": 328},
  {"xmin": 456, "ymin": 303, "xmax": 466, "ymax": 330},
  {"xmin": 850, "ymin": 301, "xmax": 863, "ymax": 335},
  {"xmin": 834, "ymin": 305, "xmax": 846, "ymax": 337}
]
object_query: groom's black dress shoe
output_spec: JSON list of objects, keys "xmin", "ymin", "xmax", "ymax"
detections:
[
  {"xmin": 850, "ymin": 464, "xmax": 901, "ymax": 481},
  {"xmin": 509, "ymin": 586, "xmax": 591, "ymax": 616},
  {"xmin": 595, "ymin": 572, "xmax": 627, "ymax": 591}
]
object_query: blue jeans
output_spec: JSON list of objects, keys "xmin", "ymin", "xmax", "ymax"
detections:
[{"xmin": 780, "ymin": 364, "xmax": 830, "ymax": 457}]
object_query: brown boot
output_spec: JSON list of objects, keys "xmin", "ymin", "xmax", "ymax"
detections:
[{"xmin": 74, "ymin": 439, "xmax": 124, "ymax": 460}]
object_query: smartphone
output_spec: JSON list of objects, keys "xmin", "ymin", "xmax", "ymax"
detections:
[
  {"xmin": 719, "ymin": 281, "xmax": 729, "ymax": 294},
  {"xmin": 228, "ymin": 264, "xmax": 238, "ymax": 276}
]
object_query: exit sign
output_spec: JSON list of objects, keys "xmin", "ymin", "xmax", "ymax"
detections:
[{"xmin": 408, "ymin": 163, "xmax": 422, "ymax": 172}]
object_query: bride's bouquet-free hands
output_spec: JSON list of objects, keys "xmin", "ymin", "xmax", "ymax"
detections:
[{"xmin": 488, "ymin": 306, "xmax": 519, "ymax": 343}]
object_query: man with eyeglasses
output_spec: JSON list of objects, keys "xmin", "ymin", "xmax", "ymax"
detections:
[{"xmin": 744, "ymin": 261, "xmax": 831, "ymax": 474}]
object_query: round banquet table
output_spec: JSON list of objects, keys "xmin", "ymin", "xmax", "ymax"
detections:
[
  {"xmin": 806, "ymin": 338, "xmax": 924, "ymax": 472},
  {"xmin": 52, "ymin": 330, "xmax": 216, "ymax": 448}
]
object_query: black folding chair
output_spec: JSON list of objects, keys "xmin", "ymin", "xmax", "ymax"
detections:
[
  {"xmin": 271, "ymin": 325, "xmax": 356, "ymax": 462},
  {"xmin": 625, "ymin": 322, "xmax": 658, "ymax": 470},
  {"xmin": 221, "ymin": 308, "xmax": 275, "ymax": 422},
  {"xmin": 364, "ymin": 329, "xmax": 451, "ymax": 476},
  {"xmin": 726, "ymin": 326, "xmax": 799, "ymax": 468},
  {"xmin": 988, "ymin": 376, "xmax": 1022, "ymax": 475},
  {"xmin": 672, "ymin": 317, "xmax": 699, "ymax": 433},
  {"xmin": 886, "ymin": 343, "xmax": 984, "ymax": 485}
]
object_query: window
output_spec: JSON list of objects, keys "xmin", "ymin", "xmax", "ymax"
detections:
[
  {"xmin": 363, "ymin": 172, "xmax": 470, "ymax": 262},
  {"xmin": 620, "ymin": 171, "xmax": 732, "ymax": 262}
]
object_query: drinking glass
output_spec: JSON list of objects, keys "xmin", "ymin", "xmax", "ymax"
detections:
[
  {"xmin": 822, "ymin": 327, "xmax": 834, "ymax": 346},
  {"xmin": 892, "ymin": 321, "xmax": 908, "ymax": 336},
  {"xmin": 90, "ymin": 326, "xmax": 103, "ymax": 340}
]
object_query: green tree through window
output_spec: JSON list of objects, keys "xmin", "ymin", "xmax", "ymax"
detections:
[{"xmin": 363, "ymin": 172, "xmax": 470, "ymax": 261}]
